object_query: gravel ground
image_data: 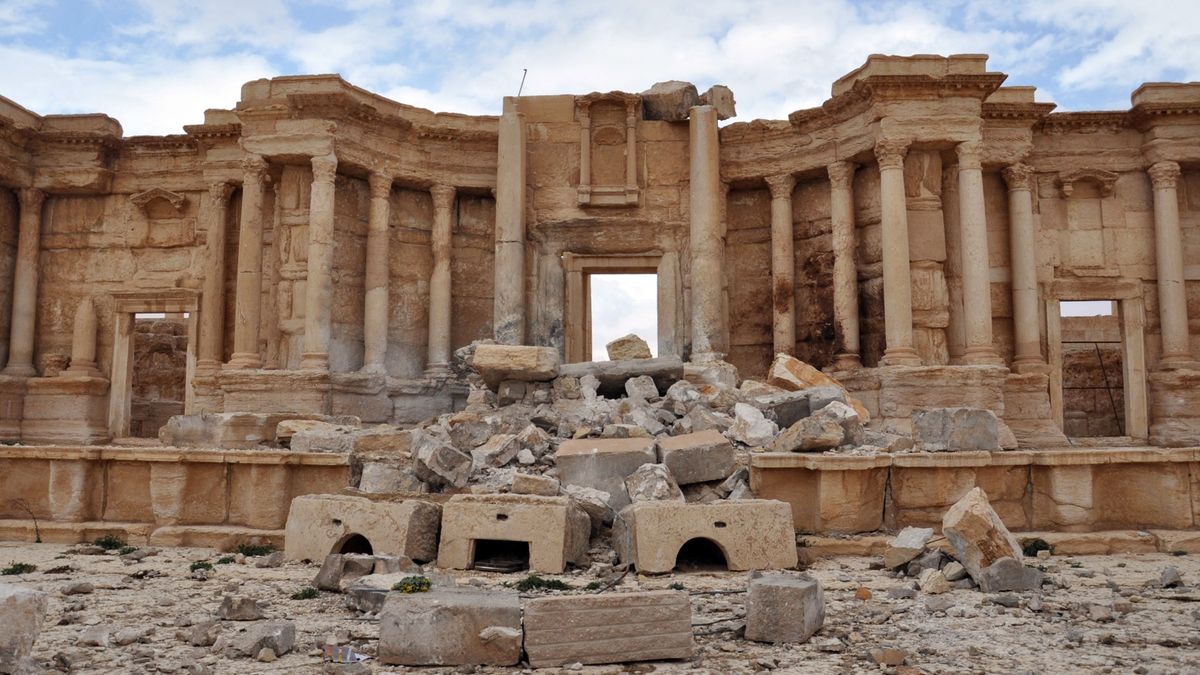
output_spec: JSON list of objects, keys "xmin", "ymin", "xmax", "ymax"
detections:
[{"xmin": 2, "ymin": 541, "xmax": 1199, "ymax": 674}]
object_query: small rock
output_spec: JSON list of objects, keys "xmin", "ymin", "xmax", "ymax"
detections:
[
  {"xmin": 61, "ymin": 582, "xmax": 94, "ymax": 596},
  {"xmin": 988, "ymin": 593, "xmax": 1020, "ymax": 608},
  {"xmin": 1161, "ymin": 566, "xmax": 1183, "ymax": 588},
  {"xmin": 254, "ymin": 551, "xmax": 284, "ymax": 569},
  {"xmin": 918, "ymin": 569, "xmax": 950, "ymax": 595},
  {"xmin": 217, "ymin": 596, "xmax": 264, "ymax": 621},
  {"xmin": 854, "ymin": 586, "xmax": 872, "ymax": 601},
  {"xmin": 884, "ymin": 527, "xmax": 934, "ymax": 569},
  {"xmin": 886, "ymin": 587, "xmax": 917, "ymax": 600},
  {"xmin": 870, "ymin": 648, "xmax": 908, "ymax": 666},
  {"xmin": 942, "ymin": 561, "xmax": 967, "ymax": 582},
  {"xmin": 256, "ymin": 647, "xmax": 277, "ymax": 663}
]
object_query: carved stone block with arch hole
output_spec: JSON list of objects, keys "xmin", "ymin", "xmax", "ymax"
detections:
[
  {"xmin": 283, "ymin": 494, "xmax": 441, "ymax": 563},
  {"xmin": 612, "ymin": 500, "xmax": 798, "ymax": 574},
  {"xmin": 436, "ymin": 494, "xmax": 591, "ymax": 574}
]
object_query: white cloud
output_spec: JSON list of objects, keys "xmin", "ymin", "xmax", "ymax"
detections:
[{"xmin": 590, "ymin": 274, "xmax": 658, "ymax": 360}]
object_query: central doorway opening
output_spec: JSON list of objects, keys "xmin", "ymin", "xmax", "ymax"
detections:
[
  {"xmin": 129, "ymin": 312, "xmax": 189, "ymax": 438},
  {"xmin": 587, "ymin": 273, "xmax": 658, "ymax": 361},
  {"xmin": 1060, "ymin": 300, "xmax": 1125, "ymax": 440}
]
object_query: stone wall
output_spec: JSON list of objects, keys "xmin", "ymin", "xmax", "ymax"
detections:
[
  {"xmin": 0, "ymin": 188, "xmax": 16, "ymax": 368},
  {"xmin": 130, "ymin": 318, "xmax": 188, "ymax": 438},
  {"xmin": 725, "ymin": 188, "xmax": 772, "ymax": 376}
]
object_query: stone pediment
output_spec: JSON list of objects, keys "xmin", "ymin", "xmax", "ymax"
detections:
[
  {"xmin": 129, "ymin": 187, "xmax": 187, "ymax": 215},
  {"xmin": 1057, "ymin": 168, "xmax": 1119, "ymax": 198}
]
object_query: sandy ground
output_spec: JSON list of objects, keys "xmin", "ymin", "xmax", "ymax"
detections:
[{"xmin": 2, "ymin": 541, "xmax": 1199, "ymax": 674}]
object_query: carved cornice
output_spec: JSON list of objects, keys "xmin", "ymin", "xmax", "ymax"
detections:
[
  {"xmin": 874, "ymin": 138, "xmax": 909, "ymax": 170},
  {"xmin": 982, "ymin": 101, "xmax": 1057, "ymax": 120},
  {"xmin": 184, "ymin": 122, "xmax": 242, "ymax": 140},
  {"xmin": 1040, "ymin": 112, "xmax": 1130, "ymax": 134},
  {"xmin": 1148, "ymin": 161, "xmax": 1181, "ymax": 189},
  {"xmin": 764, "ymin": 173, "xmax": 795, "ymax": 199},
  {"xmin": 827, "ymin": 161, "xmax": 856, "ymax": 190},
  {"xmin": 129, "ymin": 187, "xmax": 187, "ymax": 214},
  {"xmin": 1057, "ymin": 168, "xmax": 1118, "ymax": 198},
  {"xmin": 1001, "ymin": 163, "xmax": 1035, "ymax": 192}
]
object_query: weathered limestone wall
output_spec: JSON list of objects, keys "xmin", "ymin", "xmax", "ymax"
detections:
[
  {"xmin": 451, "ymin": 194, "xmax": 496, "ymax": 353},
  {"xmin": 725, "ymin": 187, "xmax": 772, "ymax": 376},
  {"xmin": 387, "ymin": 187, "xmax": 433, "ymax": 378},
  {"xmin": 853, "ymin": 167, "xmax": 885, "ymax": 367},
  {"xmin": 792, "ymin": 178, "xmax": 837, "ymax": 368},
  {"xmin": 0, "ymin": 188, "xmax": 16, "ymax": 367}
]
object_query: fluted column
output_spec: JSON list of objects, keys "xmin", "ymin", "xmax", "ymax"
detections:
[
  {"xmin": 362, "ymin": 171, "xmax": 392, "ymax": 373},
  {"xmin": 3, "ymin": 188, "xmax": 45, "ymax": 376},
  {"xmin": 300, "ymin": 153, "xmax": 338, "ymax": 370},
  {"xmin": 198, "ymin": 181, "xmax": 233, "ymax": 369},
  {"xmin": 494, "ymin": 101, "xmax": 526, "ymax": 344},
  {"xmin": 1149, "ymin": 161, "xmax": 1195, "ymax": 368},
  {"xmin": 876, "ymin": 139, "xmax": 920, "ymax": 366},
  {"xmin": 689, "ymin": 105, "xmax": 723, "ymax": 360},
  {"xmin": 427, "ymin": 184, "xmax": 456, "ymax": 376},
  {"xmin": 766, "ymin": 173, "xmax": 796, "ymax": 356},
  {"xmin": 828, "ymin": 161, "xmax": 862, "ymax": 369},
  {"xmin": 956, "ymin": 141, "xmax": 1001, "ymax": 365},
  {"xmin": 1002, "ymin": 163, "xmax": 1043, "ymax": 371},
  {"xmin": 228, "ymin": 156, "xmax": 268, "ymax": 369}
]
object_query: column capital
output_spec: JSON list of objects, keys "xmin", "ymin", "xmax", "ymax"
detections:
[
  {"xmin": 241, "ymin": 154, "xmax": 269, "ymax": 179},
  {"xmin": 874, "ymin": 138, "xmax": 909, "ymax": 170},
  {"xmin": 827, "ymin": 161, "xmax": 857, "ymax": 189},
  {"xmin": 17, "ymin": 187, "xmax": 44, "ymax": 211},
  {"xmin": 368, "ymin": 171, "xmax": 393, "ymax": 199},
  {"xmin": 955, "ymin": 141, "xmax": 983, "ymax": 170},
  {"xmin": 430, "ymin": 184, "xmax": 457, "ymax": 209},
  {"xmin": 764, "ymin": 173, "xmax": 795, "ymax": 200},
  {"xmin": 207, "ymin": 180, "xmax": 234, "ymax": 204},
  {"xmin": 1148, "ymin": 160, "xmax": 1181, "ymax": 189},
  {"xmin": 311, "ymin": 153, "xmax": 338, "ymax": 183},
  {"xmin": 1001, "ymin": 163, "xmax": 1035, "ymax": 192}
]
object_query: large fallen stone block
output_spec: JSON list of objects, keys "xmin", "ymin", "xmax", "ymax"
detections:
[
  {"xmin": 412, "ymin": 429, "xmax": 472, "ymax": 488},
  {"xmin": 226, "ymin": 620, "xmax": 296, "ymax": 658},
  {"xmin": 437, "ymin": 494, "xmax": 590, "ymax": 573},
  {"xmin": 884, "ymin": 527, "xmax": 934, "ymax": 569},
  {"xmin": 0, "ymin": 583, "xmax": 47, "ymax": 674},
  {"xmin": 556, "ymin": 437, "xmax": 658, "ymax": 510},
  {"xmin": 978, "ymin": 556, "xmax": 1043, "ymax": 593},
  {"xmin": 766, "ymin": 354, "xmax": 870, "ymax": 422},
  {"xmin": 658, "ymin": 429, "xmax": 735, "ymax": 484},
  {"xmin": 559, "ymin": 356, "xmax": 684, "ymax": 398},
  {"xmin": 745, "ymin": 573, "xmax": 824, "ymax": 643},
  {"xmin": 913, "ymin": 407, "xmax": 1000, "ymax": 452},
  {"xmin": 523, "ymin": 590, "xmax": 693, "ymax": 667},
  {"xmin": 472, "ymin": 345, "xmax": 559, "ymax": 389},
  {"xmin": 625, "ymin": 463, "xmax": 684, "ymax": 503},
  {"xmin": 640, "ymin": 80, "xmax": 700, "ymax": 121},
  {"xmin": 379, "ymin": 589, "xmax": 521, "ymax": 666},
  {"xmin": 751, "ymin": 390, "xmax": 811, "ymax": 428},
  {"xmin": 159, "ymin": 412, "xmax": 337, "ymax": 449},
  {"xmin": 283, "ymin": 494, "xmax": 441, "ymax": 563},
  {"xmin": 728, "ymin": 403, "xmax": 778, "ymax": 446},
  {"xmin": 606, "ymin": 333, "xmax": 653, "ymax": 360},
  {"xmin": 941, "ymin": 487, "xmax": 1022, "ymax": 581},
  {"xmin": 613, "ymin": 500, "xmax": 797, "ymax": 574},
  {"xmin": 700, "ymin": 84, "xmax": 736, "ymax": 120}
]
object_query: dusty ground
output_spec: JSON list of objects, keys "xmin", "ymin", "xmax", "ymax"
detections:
[{"xmin": 2, "ymin": 542, "xmax": 1199, "ymax": 674}]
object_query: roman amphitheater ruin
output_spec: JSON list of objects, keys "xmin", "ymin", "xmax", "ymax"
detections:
[{"xmin": 1, "ymin": 53, "xmax": 1199, "ymax": 671}]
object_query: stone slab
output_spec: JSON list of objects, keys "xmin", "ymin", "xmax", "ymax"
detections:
[
  {"xmin": 523, "ymin": 590, "xmax": 693, "ymax": 667},
  {"xmin": 436, "ymin": 494, "xmax": 590, "ymax": 573},
  {"xmin": 379, "ymin": 588, "xmax": 521, "ymax": 666},
  {"xmin": 657, "ymin": 429, "xmax": 735, "ymax": 485},
  {"xmin": 556, "ymin": 437, "xmax": 658, "ymax": 510}
]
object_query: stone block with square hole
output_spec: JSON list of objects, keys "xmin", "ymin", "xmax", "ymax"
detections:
[
  {"xmin": 436, "ymin": 494, "xmax": 590, "ymax": 573},
  {"xmin": 523, "ymin": 590, "xmax": 693, "ymax": 667},
  {"xmin": 283, "ymin": 494, "xmax": 441, "ymax": 563},
  {"xmin": 612, "ymin": 500, "xmax": 797, "ymax": 574}
]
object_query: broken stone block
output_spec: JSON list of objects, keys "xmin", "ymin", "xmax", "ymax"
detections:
[
  {"xmin": 918, "ymin": 568, "xmax": 950, "ymax": 594},
  {"xmin": 511, "ymin": 473, "xmax": 559, "ymax": 496},
  {"xmin": 495, "ymin": 380, "xmax": 527, "ymax": 405},
  {"xmin": 941, "ymin": 487, "xmax": 1023, "ymax": 581},
  {"xmin": 413, "ymin": 430, "xmax": 473, "ymax": 488},
  {"xmin": 613, "ymin": 500, "xmax": 797, "ymax": 574},
  {"xmin": 516, "ymin": 423, "xmax": 551, "ymax": 457},
  {"xmin": 657, "ymin": 429, "xmax": 735, "ymax": 485},
  {"xmin": 770, "ymin": 413, "xmax": 844, "ymax": 452},
  {"xmin": 357, "ymin": 461, "xmax": 427, "ymax": 494},
  {"xmin": 913, "ymin": 407, "xmax": 1000, "ymax": 452},
  {"xmin": 640, "ymin": 80, "xmax": 701, "ymax": 121},
  {"xmin": 159, "ymin": 412, "xmax": 336, "ymax": 449},
  {"xmin": 562, "ymin": 484, "xmax": 614, "ymax": 528},
  {"xmin": 217, "ymin": 595, "xmax": 263, "ymax": 621},
  {"xmin": 313, "ymin": 553, "xmax": 376, "ymax": 591},
  {"xmin": 884, "ymin": 527, "xmax": 934, "ymax": 569},
  {"xmin": 1161, "ymin": 566, "xmax": 1183, "ymax": 588},
  {"xmin": 283, "ymin": 494, "xmax": 441, "ymax": 563},
  {"xmin": 728, "ymin": 402, "xmax": 778, "ymax": 446},
  {"xmin": 625, "ymin": 463, "xmax": 685, "ymax": 503},
  {"xmin": 287, "ymin": 420, "xmax": 360, "ymax": 453},
  {"xmin": 942, "ymin": 561, "xmax": 967, "ymax": 582},
  {"xmin": 600, "ymin": 423, "xmax": 651, "ymax": 439},
  {"xmin": 471, "ymin": 433, "xmax": 519, "ymax": 469},
  {"xmin": 606, "ymin": 333, "xmax": 653, "ymax": 361},
  {"xmin": 227, "ymin": 621, "xmax": 295, "ymax": 658},
  {"xmin": 700, "ymin": 84, "xmax": 736, "ymax": 120},
  {"xmin": 0, "ymin": 583, "xmax": 47, "ymax": 673},
  {"xmin": 471, "ymin": 344, "xmax": 560, "ymax": 389},
  {"xmin": 765, "ymin": 354, "xmax": 870, "ymax": 422},
  {"xmin": 524, "ymin": 590, "xmax": 693, "ymax": 667},
  {"xmin": 744, "ymin": 574, "xmax": 824, "ymax": 643},
  {"xmin": 556, "ymin": 437, "xmax": 658, "ymax": 510},
  {"xmin": 559, "ymin": 356, "xmax": 684, "ymax": 398},
  {"xmin": 624, "ymin": 374, "xmax": 660, "ymax": 400},
  {"xmin": 751, "ymin": 390, "xmax": 811, "ymax": 428},
  {"xmin": 445, "ymin": 411, "xmax": 501, "ymax": 452},
  {"xmin": 978, "ymin": 557, "xmax": 1043, "ymax": 593},
  {"xmin": 378, "ymin": 588, "xmax": 521, "ymax": 666},
  {"xmin": 437, "ymin": 494, "xmax": 590, "ymax": 573}
]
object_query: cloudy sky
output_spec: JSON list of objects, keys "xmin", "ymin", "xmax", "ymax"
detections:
[{"xmin": 3, "ymin": 0, "xmax": 1200, "ymax": 136}]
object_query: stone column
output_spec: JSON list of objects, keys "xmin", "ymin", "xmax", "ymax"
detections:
[
  {"xmin": 426, "ymin": 184, "xmax": 456, "ymax": 376},
  {"xmin": 1002, "ymin": 163, "xmax": 1043, "ymax": 371},
  {"xmin": 956, "ymin": 141, "xmax": 1002, "ymax": 365},
  {"xmin": 228, "ymin": 155, "xmax": 268, "ymax": 369},
  {"xmin": 494, "ymin": 102, "xmax": 526, "ymax": 344},
  {"xmin": 766, "ymin": 174, "xmax": 795, "ymax": 356},
  {"xmin": 362, "ymin": 171, "xmax": 392, "ymax": 373},
  {"xmin": 3, "ymin": 188, "xmax": 45, "ymax": 376},
  {"xmin": 1149, "ymin": 161, "xmax": 1195, "ymax": 368},
  {"xmin": 65, "ymin": 298, "xmax": 99, "ymax": 376},
  {"xmin": 828, "ymin": 161, "xmax": 862, "ymax": 369},
  {"xmin": 301, "ymin": 153, "xmax": 338, "ymax": 370},
  {"xmin": 875, "ymin": 139, "xmax": 920, "ymax": 366},
  {"xmin": 689, "ymin": 105, "xmax": 723, "ymax": 360},
  {"xmin": 198, "ymin": 181, "xmax": 233, "ymax": 369}
]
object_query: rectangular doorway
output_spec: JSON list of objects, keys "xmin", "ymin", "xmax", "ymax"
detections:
[
  {"xmin": 1059, "ymin": 301, "xmax": 1125, "ymax": 439},
  {"xmin": 587, "ymin": 273, "xmax": 658, "ymax": 361},
  {"xmin": 129, "ymin": 312, "xmax": 190, "ymax": 438}
]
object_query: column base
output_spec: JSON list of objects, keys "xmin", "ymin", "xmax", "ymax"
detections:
[
  {"xmin": 1, "ymin": 364, "xmax": 36, "ymax": 377},
  {"xmin": 1011, "ymin": 356, "xmax": 1050, "ymax": 375},
  {"xmin": 1157, "ymin": 353, "xmax": 1199, "ymax": 371},
  {"xmin": 961, "ymin": 346, "xmax": 1005, "ymax": 366},
  {"xmin": 359, "ymin": 363, "xmax": 388, "ymax": 377},
  {"xmin": 299, "ymin": 352, "xmax": 329, "ymax": 370},
  {"xmin": 226, "ymin": 353, "xmax": 263, "ymax": 369},
  {"xmin": 879, "ymin": 347, "xmax": 921, "ymax": 367},
  {"xmin": 690, "ymin": 351, "xmax": 727, "ymax": 364},
  {"xmin": 831, "ymin": 353, "xmax": 862, "ymax": 371},
  {"xmin": 423, "ymin": 362, "xmax": 452, "ymax": 379}
]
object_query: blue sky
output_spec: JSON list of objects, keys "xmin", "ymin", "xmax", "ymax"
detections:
[{"xmin": 3, "ymin": 0, "xmax": 1200, "ymax": 135}]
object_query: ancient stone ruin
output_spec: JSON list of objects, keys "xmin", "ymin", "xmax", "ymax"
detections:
[{"xmin": 1, "ymin": 53, "xmax": 1199, "ymax": 672}]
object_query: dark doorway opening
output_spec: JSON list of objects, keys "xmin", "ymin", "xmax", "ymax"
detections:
[
  {"xmin": 673, "ymin": 538, "xmax": 729, "ymax": 572},
  {"xmin": 129, "ymin": 312, "xmax": 189, "ymax": 438},
  {"xmin": 472, "ymin": 539, "xmax": 530, "ymax": 572},
  {"xmin": 337, "ymin": 533, "xmax": 374, "ymax": 555}
]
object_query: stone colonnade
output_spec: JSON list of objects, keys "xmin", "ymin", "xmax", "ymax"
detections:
[
  {"xmin": 1148, "ymin": 161, "xmax": 1197, "ymax": 370},
  {"xmin": 1, "ymin": 188, "xmax": 45, "ymax": 376}
]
